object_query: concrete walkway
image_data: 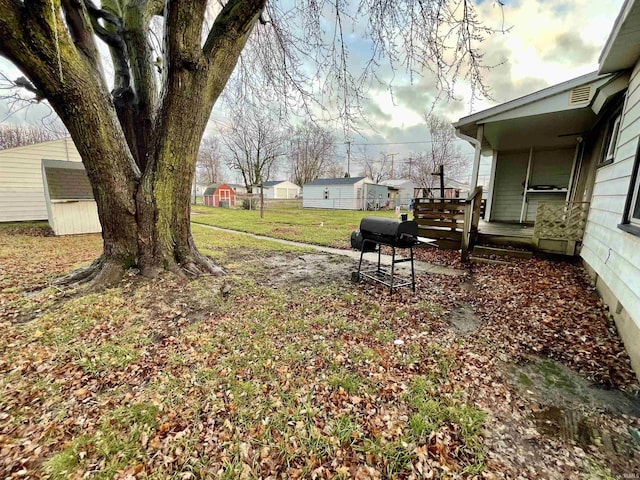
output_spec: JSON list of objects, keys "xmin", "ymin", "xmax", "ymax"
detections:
[{"xmin": 192, "ymin": 222, "xmax": 465, "ymax": 277}]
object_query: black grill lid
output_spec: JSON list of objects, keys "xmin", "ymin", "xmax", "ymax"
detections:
[{"xmin": 358, "ymin": 217, "xmax": 418, "ymax": 246}]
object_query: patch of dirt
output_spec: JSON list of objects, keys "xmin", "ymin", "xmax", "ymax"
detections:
[
  {"xmin": 512, "ymin": 357, "xmax": 640, "ymax": 416},
  {"xmin": 271, "ymin": 226, "xmax": 301, "ymax": 235},
  {"xmin": 508, "ymin": 357, "xmax": 640, "ymax": 477},
  {"xmin": 261, "ymin": 253, "xmax": 356, "ymax": 287},
  {"xmin": 447, "ymin": 302, "xmax": 482, "ymax": 334}
]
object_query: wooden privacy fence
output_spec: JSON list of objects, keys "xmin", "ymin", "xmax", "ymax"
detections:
[
  {"xmin": 414, "ymin": 187, "xmax": 484, "ymax": 259},
  {"xmin": 533, "ymin": 202, "xmax": 589, "ymax": 255}
]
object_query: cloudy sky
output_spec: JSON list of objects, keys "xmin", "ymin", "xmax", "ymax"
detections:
[
  {"xmin": 325, "ymin": 0, "xmax": 626, "ymax": 180},
  {"xmin": 0, "ymin": 0, "xmax": 627, "ymax": 182}
]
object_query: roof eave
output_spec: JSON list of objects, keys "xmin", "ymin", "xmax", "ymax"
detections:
[{"xmin": 453, "ymin": 72, "xmax": 605, "ymax": 130}]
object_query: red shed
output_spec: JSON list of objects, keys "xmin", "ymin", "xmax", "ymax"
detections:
[{"xmin": 203, "ymin": 183, "xmax": 235, "ymax": 207}]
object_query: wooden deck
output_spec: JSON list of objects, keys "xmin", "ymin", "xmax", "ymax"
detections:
[
  {"xmin": 477, "ymin": 221, "xmax": 534, "ymax": 238},
  {"xmin": 476, "ymin": 221, "xmax": 534, "ymax": 249}
]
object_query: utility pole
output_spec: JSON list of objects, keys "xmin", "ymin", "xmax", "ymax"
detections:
[
  {"xmin": 406, "ymin": 157, "xmax": 413, "ymax": 178},
  {"xmin": 387, "ymin": 152, "xmax": 398, "ymax": 179}
]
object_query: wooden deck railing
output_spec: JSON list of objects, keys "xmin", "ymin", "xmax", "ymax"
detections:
[{"xmin": 413, "ymin": 187, "xmax": 483, "ymax": 259}]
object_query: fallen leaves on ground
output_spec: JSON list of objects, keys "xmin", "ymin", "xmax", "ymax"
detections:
[{"xmin": 0, "ymin": 225, "xmax": 639, "ymax": 479}]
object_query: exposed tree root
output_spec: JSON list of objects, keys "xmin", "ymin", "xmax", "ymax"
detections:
[
  {"xmin": 55, "ymin": 256, "xmax": 126, "ymax": 289},
  {"xmin": 183, "ymin": 250, "xmax": 225, "ymax": 276},
  {"xmin": 56, "ymin": 250, "xmax": 224, "ymax": 290}
]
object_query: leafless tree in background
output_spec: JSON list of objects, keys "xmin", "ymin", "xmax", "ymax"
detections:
[
  {"xmin": 324, "ymin": 162, "xmax": 348, "ymax": 179},
  {"xmin": 357, "ymin": 147, "xmax": 391, "ymax": 183},
  {"xmin": 288, "ymin": 122, "xmax": 336, "ymax": 187},
  {"xmin": 197, "ymin": 136, "xmax": 224, "ymax": 186},
  {"xmin": 222, "ymin": 108, "xmax": 284, "ymax": 193},
  {"xmin": 0, "ymin": 124, "xmax": 66, "ymax": 150},
  {"xmin": 412, "ymin": 114, "xmax": 469, "ymax": 193}
]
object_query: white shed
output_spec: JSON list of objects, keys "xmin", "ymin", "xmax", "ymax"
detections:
[
  {"xmin": 41, "ymin": 159, "xmax": 101, "ymax": 235},
  {"xmin": 0, "ymin": 138, "xmax": 82, "ymax": 222},
  {"xmin": 380, "ymin": 179, "xmax": 418, "ymax": 208},
  {"xmin": 259, "ymin": 180, "xmax": 301, "ymax": 199},
  {"xmin": 302, "ymin": 177, "xmax": 374, "ymax": 210}
]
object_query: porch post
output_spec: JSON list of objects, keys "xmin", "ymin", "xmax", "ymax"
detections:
[
  {"xmin": 485, "ymin": 150, "xmax": 498, "ymax": 221},
  {"xmin": 470, "ymin": 124, "xmax": 484, "ymax": 189}
]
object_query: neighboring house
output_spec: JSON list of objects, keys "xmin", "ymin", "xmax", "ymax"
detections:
[
  {"xmin": 303, "ymin": 177, "xmax": 381, "ymax": 210},
  {"xmin": 0, "ymin": 138, "xmax": 82, "ymax": 222},
  {"xmin": 453, "ymin": 0, "xmax": 640, "ymax": 375},
  {"xmin": 381, "ymin": 179, "xmax": 417, "ymax": 207},
  {"xmin": 42, "ymin": 160, "xmax": 101, "ymax": 235},
  {"xmin": 203, "ymin": 183, "xmax": 235, "ymax": 207},
  {"xmin": 414, "ymin": 178, "xmax": 469, "ymax": 200},
  {"xmin": 229, "ymin": 183, "xmax": 248, "ymax": 195},
  {"xmin": 258, "ymin": 180, "xmax": 301, "ymax": 199}
]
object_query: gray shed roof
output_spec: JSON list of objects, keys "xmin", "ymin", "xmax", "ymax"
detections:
[
  {"xmin": 42, "ymin": 159, "xmax": 93, "ymax": 200},
  {"xmin": 305, "ymin": 177, "xmax": 366, "ymax": 186}
]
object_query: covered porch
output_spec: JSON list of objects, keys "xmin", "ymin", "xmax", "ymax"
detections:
[{"xmin": 449, "ymin": 71, "xmax": 628, "ymax": 256}]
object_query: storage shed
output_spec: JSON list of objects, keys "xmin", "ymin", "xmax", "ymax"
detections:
[
  {"xmin": 380, "ymin": 179, "xmax": 418, "ymax": 208},
  {"xmin": 303, "ymin": 177, "xmax": 379, "ymax": 210},
  {"xmin": 259, "ymin": 180, "xmax": 301, "ymax": 199},
  {"xmin": 41, "ymin": 159, "xmax": 101, "ymax": 235},
  {"xmin": 203, "ymin": 183, "xmax": 235, "ymax": 207},
  {"xmin": 0, "ymin": 138, "xmax": 82, "ymax": 222}
]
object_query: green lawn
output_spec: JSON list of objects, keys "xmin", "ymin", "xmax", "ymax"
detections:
[{"xmin": 191, "ymin": 205, "xmax": 401, "ymax": 248}]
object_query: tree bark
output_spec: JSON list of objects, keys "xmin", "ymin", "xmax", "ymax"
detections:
[{"xmin": 0, "ymin": 0, "xmax": 265, "ymax": 286}]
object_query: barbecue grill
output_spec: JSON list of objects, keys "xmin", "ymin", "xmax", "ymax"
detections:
[{"xmin": 351, "ymin": 217, "xmax": 420, "ymax": 292}]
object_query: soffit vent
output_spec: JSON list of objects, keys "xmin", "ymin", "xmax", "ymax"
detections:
[{"xmin": 569, "ymin": 85, "xmax": 592, "ymax": 104}]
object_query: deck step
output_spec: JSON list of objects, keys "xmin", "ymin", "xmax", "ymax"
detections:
[
  {"xmin": 475, "ymin": 233, "xmax": 534, "ymax": 249},
  {"xmin": 472, "ymin": 245, "xmax": 533, "ymax": 259},
  {"xmin": 469, "ymin": 255, "xmax": 511, "ymax": 265}
]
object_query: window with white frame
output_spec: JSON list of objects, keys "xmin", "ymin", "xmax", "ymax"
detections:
[
  {"xmin": 601, "ymin": 111, "xmax": 622, "ymax": 165},
  {"xmin": 619, "ymin": 140, "xmax": 640, "ymax": 236}
]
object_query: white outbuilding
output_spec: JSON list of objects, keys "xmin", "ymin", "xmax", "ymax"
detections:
[
  {"xmin": 0, "ymin": 138, "xmax": 82, "ymax": 222},
  {"xmin": 303, "ymin": 177, "xmax": 383, "ymax": 210},
  {"xmin": 258, "ymin": 180, "xmax": 301, "ymax": 199},
  {"xmin": 41, "ymin": 159, "xmax": 101, "ymax": 235},
  {"xmin": 0, "ymin": 138, "xmax": 101, "ymax": 235}
]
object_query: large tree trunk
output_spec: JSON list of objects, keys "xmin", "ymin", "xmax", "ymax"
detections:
[{"xmin": 0, "ymin": 0, "xmax": 266, "ymax": 287}]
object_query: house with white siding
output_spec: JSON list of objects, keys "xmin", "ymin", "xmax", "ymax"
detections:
[
  {"xmin": 0, "ymin": 138, "xmax": 82, "ymax": 222},
  {"xmin": 303, "ymin": 177, "xmax": 376, "ymax": 210},
  {"xmin": 454, "ymin": 0, "xmax": 640, "ymax": 375}
]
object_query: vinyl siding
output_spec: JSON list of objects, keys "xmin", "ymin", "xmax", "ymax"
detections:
[
  {"xmin": 582, "ymin": 59, "xmax": 640, "ymax": 333},
  {"xmin": 303, "ymin": 183, "xmax": 361, "ymax": 209},
  {"xmin": 0, "ymin": 138, "xmax": 81, "ymax": 222}
]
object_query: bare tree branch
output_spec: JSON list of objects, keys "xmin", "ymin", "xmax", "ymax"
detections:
[
  {"xmin": 222, "ymin": 106, "xmax": 284, "ymax": 192},
  {"xmin": 288, "ymin": 121, "xmax": 336, "ymax": 186}
]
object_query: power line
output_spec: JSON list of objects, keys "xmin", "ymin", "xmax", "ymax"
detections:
[{"xmin": 345, "ymin": 140, "xmax": 438, "ymax": 146}]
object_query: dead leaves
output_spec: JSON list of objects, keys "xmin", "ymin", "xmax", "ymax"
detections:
[{"xmin": 1, "ymin": 229, "xmax": 639, "ymax": 479}]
